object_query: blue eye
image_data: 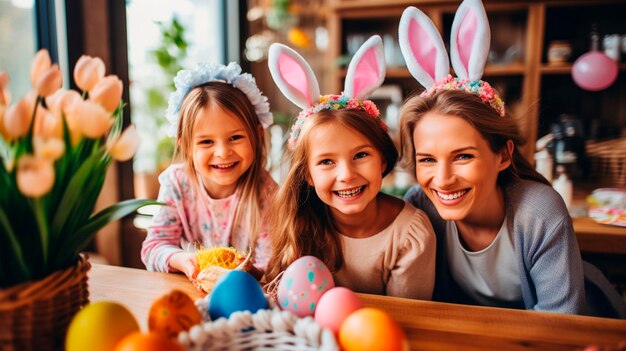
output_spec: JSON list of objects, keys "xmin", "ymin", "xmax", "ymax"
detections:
[
  {"xmin": 417, "ymin": 157, "xmax": 435, "ymax": 163},
  {"xmin": 456, "ymin": 154, "xmax": 473, "ymax": 160},
  {"xmin": 318, "ymin": 159, "xmax": 334, "ymax": 166}
]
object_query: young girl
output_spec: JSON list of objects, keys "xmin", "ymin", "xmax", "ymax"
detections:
[
  {"xmin": 264, "ymin": 36, "xmax": 436, "ymax": 300},
  {"xmin": 141, "ymin": 62, "xmax": 278, "ymax": 280},
  {"xmin": 398, "ymin": 0, "xmax": 625, "ymax": 317}
]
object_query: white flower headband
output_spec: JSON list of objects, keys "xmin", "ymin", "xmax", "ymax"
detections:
[
  {"xmin": 398, "ymin": 0, "xmax": 505, "ymax": 116},
  {"xmin": 166, "ymin": 62, "xmax": 273, "ymax": 136},
  {"xmin": 267, "ymin": 35, "xmax": 387, "ymax": 148}
]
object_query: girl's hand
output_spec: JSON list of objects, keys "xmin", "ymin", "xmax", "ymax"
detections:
[{"xmin": 169, "ymin": 252, "xmax": 198, "ymax": 280}]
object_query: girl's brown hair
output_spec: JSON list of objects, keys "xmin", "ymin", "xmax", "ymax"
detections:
[
  {"xmin": 174, "ymin": 81, "xmax": 268, "ymax": 257},
  {"xmin": 264, "ymin": 108, "xmax": 397, "ymax": 282},
  {"xmin": 399, "ymin": 89, "xmax": 549, "ymax": 186}
]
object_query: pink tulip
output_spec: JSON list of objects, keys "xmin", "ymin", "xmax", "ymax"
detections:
[
  {"xmin": 52, "ymin": 90, "xmax": 84, "ymax": 146},
  {"xmin": 33, "ymin": 136, "xmax": 65, "ymax": 161},
  {"xmin": 16, "ymin": 154, "xmax": 55, "ymax": 198},
  {"xmin": 89, "ymin": 75, "xmax": 122, "ymax": 112},
  {"xmin": 0, "ymin": 71, "xmax": 10, "ymax": 106},
  {"xmin": 33, "ymin": 106, "xmax": 63, "ymax": 139},
  {"xmin": 73, "ymin": 55, "xmax": 105, "ymax": 92},
  {"xmin": 3, "ymin": 97, "xmax": 33, "ymax": 140},
  {"xmin": 30, "ymin": 49, "xmax": 51, "ymax": 87},
  {"xmin": 35, "ymin": 64, "xmax": 63, "ymax": 97},
  {"xmin": 0, "ymin": 104, "xmax": 9, "ymax": 140},
  {"xmin": 69, "ymin": 99, "xmax": 113, "ymax": 139},
  {"xmin": 106, "ymin": 124, "xmax": 141, "ymax": 161}
]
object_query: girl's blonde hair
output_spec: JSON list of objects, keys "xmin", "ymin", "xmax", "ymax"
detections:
[
  {"xmin": 399, "ymin": 89, "xmax": 549, "ymax": 186},
  {"xmin": 174, "ymin": 81, "xmax": 268, "ymax": 257},
  {"xmin": 264, "ymin": 109, "xmax": 397, "ymax": 282}
]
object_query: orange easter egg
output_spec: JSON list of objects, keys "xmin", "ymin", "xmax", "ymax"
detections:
[
  {"xmin": 339, "ymin": 307, "xmax": 409, "ymax": 351},
  {"xmin": 148, "ymin": 289, "xmax": 202, "ymax": 338},
  {"xmin": 113, "ymin": 332, "xmax": 185, "ymax": 351}
]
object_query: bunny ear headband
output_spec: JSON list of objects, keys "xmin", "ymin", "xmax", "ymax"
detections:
[
  {"xmin": 268, "ymin": 35, "xmax": 388, "ymax": 147},
  {"xmin": 398, "ymin": 0, "xmax": 505, "ymax": 116},
  {"xmin": 166, "ymin": 62, "xmax": 273, "ymax": 136}
]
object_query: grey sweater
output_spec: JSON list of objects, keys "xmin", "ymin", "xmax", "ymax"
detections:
[{"xmin": 404, "ymin": 178, "xmax": 626, "ymax": 318}]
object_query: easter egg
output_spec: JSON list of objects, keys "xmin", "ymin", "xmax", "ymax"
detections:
[
  {"xmin": 277, "ymin": 255, "xmax": 334, "ymax": 317},
  {"xmin": 66, "ymin": 301, "xmax": 140, "ymax": 351},
  {"xmin": 113, "ymin": 332, "xmax": 185, "ymax": 351},
  {"xmin": 208, "ymin": 270, "xmax": 267, "ymax": 320},
  {"xmin": 339, "ymin": 307, "xmax": 408, "ymax": 351},
  {"xmin": 148, "ymin": 289, "xmax": 202, "ymax": 338},
  {"xmin": 314, "ymin": 287, "xmax": 363, "ymax": 334}
]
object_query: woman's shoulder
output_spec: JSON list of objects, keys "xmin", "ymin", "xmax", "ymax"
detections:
[{"xmin": 505, "ymin": 179, "xmax": 568, "ymax": 218}]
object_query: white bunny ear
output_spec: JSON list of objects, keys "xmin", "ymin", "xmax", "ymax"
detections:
[
  {"xmin": 268, "ymin": 43, "xmax": 321, "ymax": 109},
  {"xmin": 343, "ymin": 35, "xmax": 386, "ymax": 100},
  {"xmin": 450, "ymin": 0, "xmax": 490, "ymax": 80},
  {"xmin": 398, "ymin": 6, "xmax": 450, "ymax": 89}
]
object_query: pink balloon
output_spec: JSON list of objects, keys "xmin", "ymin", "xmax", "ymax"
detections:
[{"xmin": 572, "ymin": 51, "xmax": 618, "ymax": 91}]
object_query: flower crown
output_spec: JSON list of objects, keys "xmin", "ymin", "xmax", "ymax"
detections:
[
  {"xmin": 420, "ymin": 75, "xmax": 505, "ymax": 117},
  {"xmin": 288, "ymin": 94, "xmax": 387, "ymax": 147},
  {"xmin": 166, "ymin": 62, "xmax": 273, "ymax": 136}
]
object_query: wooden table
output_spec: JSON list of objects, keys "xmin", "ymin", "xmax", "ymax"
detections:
[
  {"xmin": 574, "ymin": 216, "xmax": 626, "ymax": 255},
  {"xmin": 89, "ymin": 264, "xmax": 626, "ymax": 350}
]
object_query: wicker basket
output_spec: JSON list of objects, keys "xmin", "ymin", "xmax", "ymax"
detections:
[
  {"xmin": 178, "ymin": 308, "xmax": 338, "ymax": 351},
  {"xmin": 0, "ymin": 254, "xmax": 91, "ymax": 351}
]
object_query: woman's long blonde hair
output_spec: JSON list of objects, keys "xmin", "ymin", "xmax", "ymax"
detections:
[
  {"xmin": 264, "ymin": 109, "xmax": 398, "ymax": 282},
  {"xmin": 399, "ymin": 89, "xmax": 549, "ymax": 186},
  {"xmin": 174, "ymin": 81, "xmax": 268, "ymax": 256}
]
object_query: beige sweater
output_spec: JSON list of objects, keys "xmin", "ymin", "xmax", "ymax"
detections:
[{"xmin": 334, "ymin": 202, "xmax": 436, "ymax": 300}]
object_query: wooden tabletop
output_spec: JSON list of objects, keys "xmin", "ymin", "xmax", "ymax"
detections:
[
  {"xmin": 89, "ymin": 264, "xmax": 626, "ymax": 350},
  {"xmin": 573, "ymin": 216, "xmax": 626, "ymax": 255}
]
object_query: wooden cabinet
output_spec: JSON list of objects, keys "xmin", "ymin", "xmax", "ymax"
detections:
[{"xmin": 325, "ymin": 0, "xmax": 626, "ymax": 166}]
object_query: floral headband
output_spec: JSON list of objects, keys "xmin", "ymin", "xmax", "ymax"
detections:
[
  {"xmin": 289, "ymin": 94, "xmax": 387, "ymax": 147},
  {"xmin": 166, "ymin": 62, "xmax": 273, "ymax": 136},
  {"xmin": 399, "ymin": 0, "xmax": 506, "ymax": 117},
  {"xmin": 268, "ymin": 36, "xmax": 387, "ymax": 148},
  {"xmin": 421, "ymin": 75, "xmax": 505, "ymax": 116}
]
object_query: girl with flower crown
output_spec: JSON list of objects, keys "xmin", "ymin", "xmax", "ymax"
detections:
[
  {"xmin": 397, "ymin": 0, "xmax": 625, "ymax": 318},
  {"xmin": 141, "ymin": 62, "xmax": 277, "ymax": 280},
  {"xmin": 263, "ymin": 37, "xmax": 436, "ymax": 300}
]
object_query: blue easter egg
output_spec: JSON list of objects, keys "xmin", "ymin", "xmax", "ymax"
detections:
[{"xmin": 208, "ymin": 270, "xmax": 268, "ymax": 320}]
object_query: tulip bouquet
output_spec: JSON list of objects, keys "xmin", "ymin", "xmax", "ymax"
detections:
[{"xmin": 0, "ymin": 49, "xmax": 156, "ymax": 287}]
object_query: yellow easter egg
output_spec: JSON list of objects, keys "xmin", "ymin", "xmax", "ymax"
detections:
[
  {"xmin": 66, "ymin": 301, "xmax": 140, "ymax": 351},
  {"xmin": 148, "ymin": 289, "xmax": 202, "ymax": 338},
  {"xmin": 113, "ymin": 332, "xmax": 186, "ymax": 351}
]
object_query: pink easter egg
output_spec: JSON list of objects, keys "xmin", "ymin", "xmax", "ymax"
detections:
[
  {"xmin": 276, "ymin": 255, "xmax": 335, "ymax": 317},
  {"xmin": 314, "ymin": 287, "xmax": 363, "ymax": 335}
]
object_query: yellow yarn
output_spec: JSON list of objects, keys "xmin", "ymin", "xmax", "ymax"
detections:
[{"xmin": 195, "ymin": 247, "xmax": 245, "ymax": 271}]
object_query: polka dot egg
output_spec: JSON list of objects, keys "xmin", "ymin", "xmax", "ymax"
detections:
[{"xmin": 277, "ymin": 255, "xmax": 334, "ymax": 317}]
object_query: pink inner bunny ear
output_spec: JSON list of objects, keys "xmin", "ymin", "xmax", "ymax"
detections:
[
  {"xmin": 278, "ymin": 53, "xmax": 311, "ymax": 105},
  {"xmin": 344, "ymin": 35, "xmax": 385, "ymax": 100},
  {"xmin": 456, "ymin": 9, "xmax": 478, "ymax": 73},
  {"xmin": 409, "ymin": 18, "xmax": 438, "ymax": 81},
  {"xmin": 351, "ymin": 47, "xmax": 380, "ymax": 99}
]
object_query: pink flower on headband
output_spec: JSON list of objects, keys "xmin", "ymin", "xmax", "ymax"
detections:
[
  {"xmin": 421, "ymin": 75, "xmax": 505, "ymax": 117},
  {"xmin": 288, "ymin": 94, "xmax": 386, "ymax": 148}
]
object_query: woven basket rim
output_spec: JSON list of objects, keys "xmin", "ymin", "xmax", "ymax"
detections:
[{"xmin": 0, "ymin": 254, "xmax": 91, "ymax": 309}]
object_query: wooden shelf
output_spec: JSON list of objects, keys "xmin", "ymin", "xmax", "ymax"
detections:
[
  {"xmin": 541, "ymin": 63, "xmax": 626, "ymax": 75},
  {"xmin": 338, "ymin": 63, "xmax": 526, "ymax": 78}
]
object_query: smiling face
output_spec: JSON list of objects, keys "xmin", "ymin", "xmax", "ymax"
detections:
[
  {"xmin": 412, "ymin": 112, "xmax": 511, "ymax": 223},
  {"xmin": 306, "ymin": 122, "xmax": 386, "ymax": 218},
  {"xmin": 192, "ymin": 103, "xmax": 254, "ymax": 198}
]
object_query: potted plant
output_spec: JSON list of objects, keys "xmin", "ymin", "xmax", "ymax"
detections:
[{"xmin": 0, "ymin": 49, "xmax": 156, "ymax": 350}]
